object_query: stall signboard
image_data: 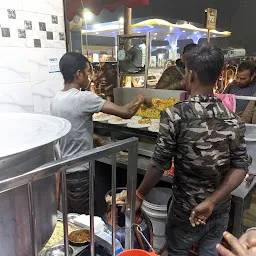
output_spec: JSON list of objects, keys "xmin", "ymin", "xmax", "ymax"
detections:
[
  {"xmin": 69, "ymin": 15, "xmax": 83, "ymax": 31},
  {"xmin": 205, "ymin": 8, "xmax": 217, "ymax": 30}
]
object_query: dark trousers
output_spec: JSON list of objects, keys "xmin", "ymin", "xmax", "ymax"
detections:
[
  {"xmin": 165, "ymin": 210, "xmax": 229, "ymax": 256},
  {"xmin": 66, "ymin": 171, "xmax": 89, "ymax": 214}
]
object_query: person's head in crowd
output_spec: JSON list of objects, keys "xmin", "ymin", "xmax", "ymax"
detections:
[
  {"xmin": 59, "ymin": 52, "xmax": 91, "ymax": 90},
  {"xmin": 235, "ymin": 61, "xmax": 256, "ymax": 88},
  {"xmin": 176, "ymin": 58, "xmax": 183, "ymax": 68},
  {"xmin": 181, "ymin": 43, "xmax": 198, "ymax": 63},
  {"xmin": 183, "ymin": 45, "xmax": 224, "ymax": 95}
]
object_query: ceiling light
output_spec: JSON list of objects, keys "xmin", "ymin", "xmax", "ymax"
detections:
[
  {"xmin": 84, "ymin": 9, "xmax": 93, "ymax": 21},
  {"xmin": 187, "ymin": 37, "xmax": 190, "ymax": 39},
  {"xmin": 182, "ymin": 30, "xmax": 186, "ymax": 33},
  {"xmin": 119, "ymin": 17, "xmax": 124, "ymax": 23},
  {"xmin": 153, "ymin": 37, "xmax": 156, "ymax": 40},
  {"xmin": 154, "ymin": 33, "xmax": 157, "ymax": 35},
  {"xmin": 203, "ymin": 33, "xmax": 206, "ymax": 36},
  {"xmin": 213, "ymin": 35, "xmax": 216, "ymax": 37}
]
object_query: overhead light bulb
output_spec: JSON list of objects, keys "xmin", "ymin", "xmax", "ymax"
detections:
[
  {"xmin": 84, "ymin": 9, "xmax": 93, "ymax": 21},
  {"xmin": 119, "ymin": 17, "xmax": 124, "ymax": 23}
]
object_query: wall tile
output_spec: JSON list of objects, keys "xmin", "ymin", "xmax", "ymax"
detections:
[
  {"xmin": 27, "ymin": 48, "xmax": 64, "ymax": 82},
  {"xmin": 32, "ymin": 80, "xmax": 63, "ymax": 114},
  {"xmin": 0, "ymin": 1, "xmax": 66, "ymax": 114},
  {"xmin": 0, "ymin": 82, "xmax": 34, "ymax": 113},
  {"xmin": 21, "ymin": 0, "xmax": 64, "ymax": 16},
  {"xmin": 0, "ymin": 0, "xmax": 23, "ymax": 10},
  {"xmin": 0, "ymin": 47, "xmax": 30, "ymax": 83},
  {"xmin": 53, "ymin": 40, "xmax": 66, "ymax": 49}
]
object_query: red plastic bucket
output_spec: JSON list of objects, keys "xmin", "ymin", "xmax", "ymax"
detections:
[{"xmin": 118, "ymin": 249, "xmax": 158, "ymax": 256}]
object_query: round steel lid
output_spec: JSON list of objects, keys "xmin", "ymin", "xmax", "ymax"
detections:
[{"xmin": 0, "ymin": 113, "xmax": 71, "ymax": 158}]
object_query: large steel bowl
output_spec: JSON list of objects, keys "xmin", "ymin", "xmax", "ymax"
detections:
[{"xmin": 0, "ymin": 113, "xmax": 71, "ymax": 256}]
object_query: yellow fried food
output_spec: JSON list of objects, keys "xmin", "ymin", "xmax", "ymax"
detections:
[
  {"xmin": 136, "ymin": 108, "xmax": 160, "ymax": 119},
  {"xmin": 138, "ymin": 119, "xmax": 152, "ymax": 124},
  {"xmin": 136, "ymin": 97, "xmax": 180, "ymax": 119},
  {"xmin": 40, "ymin": 221, "xmax": 76, "ymax": 254}
]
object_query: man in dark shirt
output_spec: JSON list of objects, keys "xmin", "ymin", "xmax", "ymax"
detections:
[
  {"xmin": 155, "ymin": 43, "xmax": 197, "ymax": 90},
  {"xmin": 224, "ymin": 61, "xmax": 256, "ymax": 113},
  {"xmin": 135, "ymin": 45, "xmax": 250, "ymax": 255}
]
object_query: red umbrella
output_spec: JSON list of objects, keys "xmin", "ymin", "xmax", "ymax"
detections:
[{"xmin": 66, "ymin": 0, "xmax": 149, "ymax": 21}]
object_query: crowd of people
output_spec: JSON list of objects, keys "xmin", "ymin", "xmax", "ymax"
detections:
[{"xmin": 155, "ymin": 44, "xmax": 256, "ymax": 125}]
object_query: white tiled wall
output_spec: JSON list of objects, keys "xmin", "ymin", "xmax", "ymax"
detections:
[{"xmin": 0, "ymin": 0, "xmax": 66, "ymax": 114}]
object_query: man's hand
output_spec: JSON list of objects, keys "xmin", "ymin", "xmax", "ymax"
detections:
[
  {"xmin": 121, "ymin": 196, "xmax": 143, "ymax": 214},
  {"xmin": 217, "ymin": 231, "xmax": 256, "ymax": 256},
  {"xmin": 189, "ymin": 199, "xmax": 215, "ymax": 227},
  {"xmin": 143, "ymin": 97, "xmax": 153, "ymax": 108},
  {"xmin": 135, "ymin": 196, "xmax": 143, "ymax": 212}
]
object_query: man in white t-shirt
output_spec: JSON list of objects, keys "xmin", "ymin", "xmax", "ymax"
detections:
[{"xmin": 51, "ymin": 52, "xmax": 145, "ymax": 213}]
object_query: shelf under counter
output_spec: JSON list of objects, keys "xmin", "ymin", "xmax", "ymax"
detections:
[{"xmin": 96, "ymin": 153, "xmax": 173, "ymax": 184}]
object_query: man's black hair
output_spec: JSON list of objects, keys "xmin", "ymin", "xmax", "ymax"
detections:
[
  {"xmin": 184, "ymin": 44, "xmax": 224, "ymax": 85},
  {"xmin": 59, "ymin": 52, "xmax": 90, "ymax": 84},
  {"xmin": 183, "ymin": 43, "xmax": 197, "ymax": 54},
  {"xmin": 238, "ymin": 61, "xmax": 256, "ymax": 76},
  {"xmin": 176, "ymin": 58, "xmax": 183, "ymax": 68}
]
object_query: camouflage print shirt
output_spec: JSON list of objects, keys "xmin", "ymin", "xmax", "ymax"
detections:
[
  {"xmin": 155, "ymin": 66, "xmax": 184, "ymax": 90},
  {"xmin": 151, "ymin": 95, "xmax": 250, "ymax": 219}
]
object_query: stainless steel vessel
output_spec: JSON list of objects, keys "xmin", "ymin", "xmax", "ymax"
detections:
[{"xmin": 0, "ymin": 113, "xmax": 71, "ymax": 256}]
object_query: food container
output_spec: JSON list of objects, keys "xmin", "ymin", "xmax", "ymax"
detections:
[
  {"xmin": 45, "ymin": 244, "xmax": 74, "ymax": 256},
  {"xmin": 0, "ymin": 113, "xmax": 71, "ymax": 256},
  {"xmin": 68, "ymin": 229, "xmax": 90, "ymax": 247}
]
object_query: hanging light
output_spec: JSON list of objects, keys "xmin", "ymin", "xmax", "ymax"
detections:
[{"xmin": 84, "ymin": 8, "xmax": 93, "ymax": 21}]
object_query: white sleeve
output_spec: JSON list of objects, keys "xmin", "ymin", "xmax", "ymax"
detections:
[{"xmin": 77, "ymin": 91, "xmax": 106, "ymax": 114}]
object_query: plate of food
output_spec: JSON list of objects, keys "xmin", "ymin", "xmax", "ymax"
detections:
[
  {"xmin": 93, "ymin": 112, "xmax": 113, "ymax": 122},
  {"xmin": 131, "ymin": 116, "xmax": 142, "ymax": 121},
  {"xmin": 150, "ymin": 119, "xmax": 160, "ymax": 124},
  {"xmin": 127, "ymin": 118, "xmax": 152, "ymax": 129},
  {"xmin": 68, "ymin": 229, "xmax": 90, "ymax": 247},
  {"xmin": 148, "ymin": 124, "xmax": 159, "ymax": 133},
  {"xmin": 108, "ymin": 117, "xmax": 131, "ymax": 125}
]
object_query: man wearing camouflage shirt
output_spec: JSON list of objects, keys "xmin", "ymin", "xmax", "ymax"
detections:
[{"xmin": 135, "ymin": 45, "xmax": 250, "ymax": 255}]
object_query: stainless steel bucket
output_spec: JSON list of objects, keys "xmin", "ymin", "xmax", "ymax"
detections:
[{"xmin": 0, "ymin": 113, "xmax": 71, "ymax": 256}]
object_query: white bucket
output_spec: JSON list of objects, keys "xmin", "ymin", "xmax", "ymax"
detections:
[{"xmin": 141, "ymin": 187, "xmax": 172, "ymax": 250}]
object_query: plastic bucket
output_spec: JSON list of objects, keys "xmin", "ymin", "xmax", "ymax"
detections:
[
  {"xmin": 141, "ymin": 187, "xmax": 172, "ymax": 250},
  {"xmin": 118, "ymin": 249, "xmax": 158, "ymax": 256}
]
